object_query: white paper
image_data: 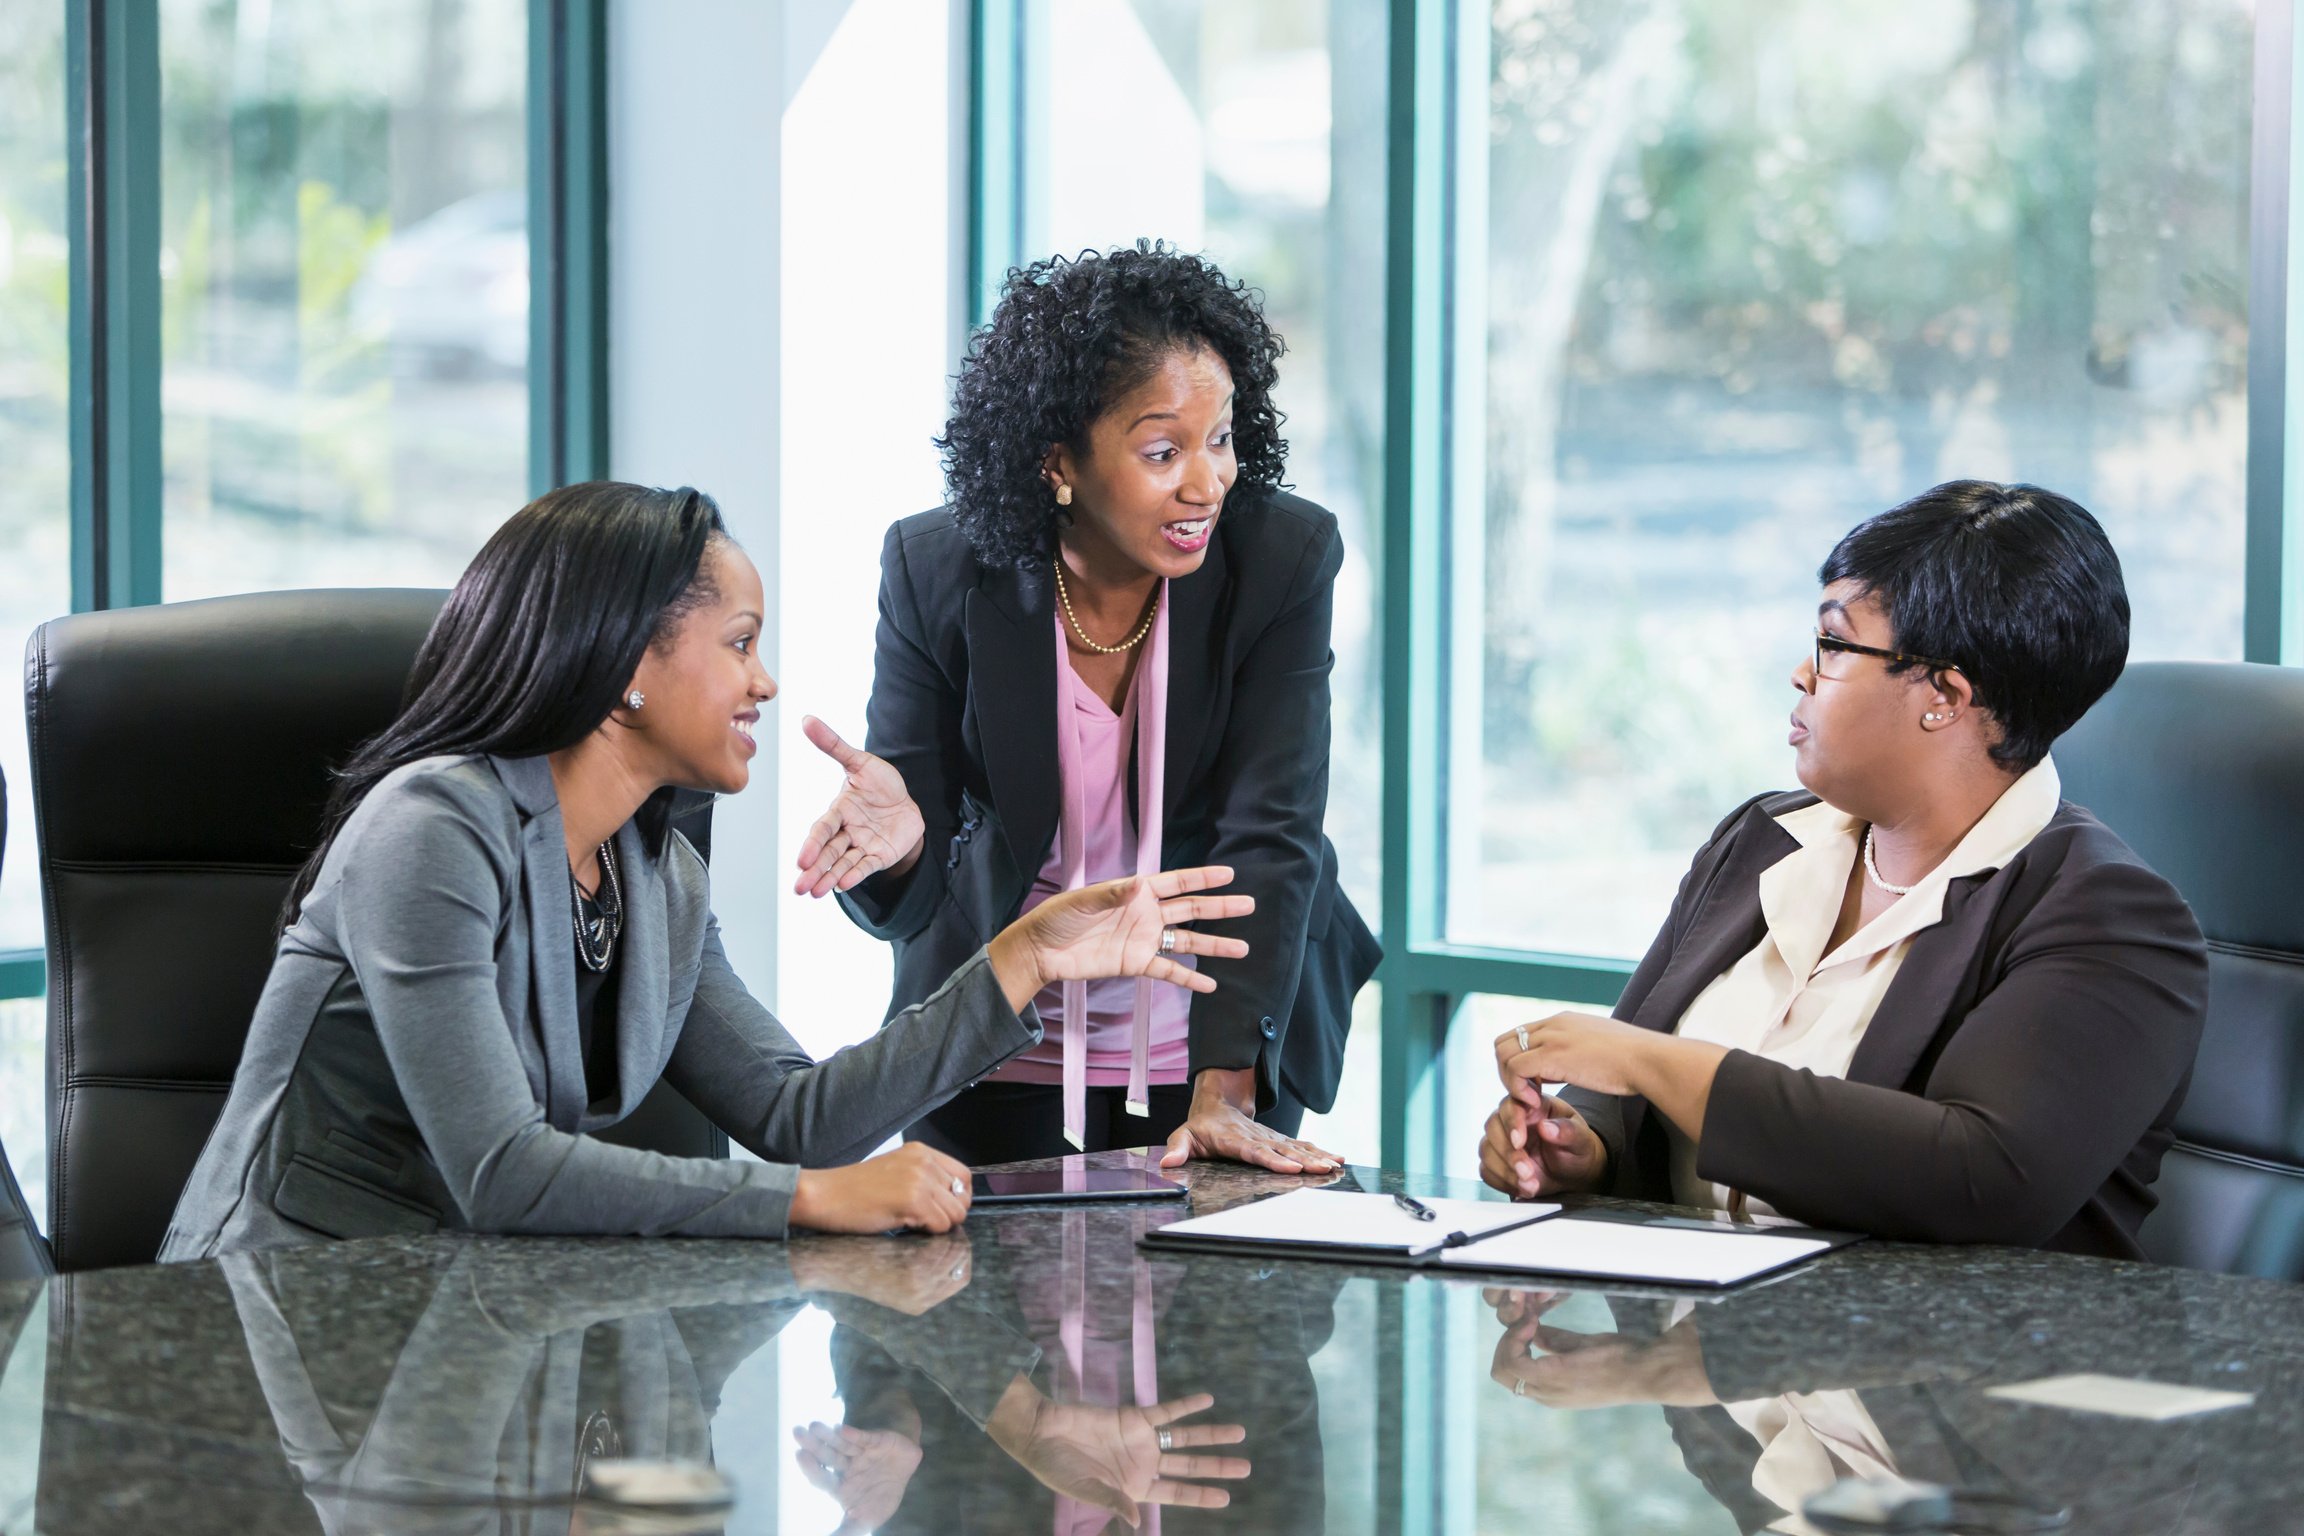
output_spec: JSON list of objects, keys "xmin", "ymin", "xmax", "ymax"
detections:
[
  {"xmin": 1984, "ymin": 1374, "xmax": 2255, "ymax": 1421},
  {"xmin": 1154, "ymin": 1189, "xmax": 1556, "ymax": 1253},
  {"xmin": 1433, "ymin": 1216, "xmax": 1831, "ymax": 1285}
]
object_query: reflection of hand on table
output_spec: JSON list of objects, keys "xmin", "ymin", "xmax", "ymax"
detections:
[
  {"xmin": 1484, "ymin": 1288, "xmax": 1718, "ymax": 1410},
  {"xmin": 986, "ymin": 1377, "xmax": 1251, "ymax": 1528},
  {"xmin": 793, "ymin": 1421, "xmax": 924, "ymax": 1536},
  {"xmin": 790, "ymin": 1229, "xmax": 974, "ymax": 1316}
]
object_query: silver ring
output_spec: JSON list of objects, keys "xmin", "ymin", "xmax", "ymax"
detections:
[
  {"xmin": 1512, "ymin": 1378, "xmax": 1528, "ymax": 1398},
  {"xmin": 950, "ymin": 1176, "xmax": 966, "ymax": 1196},
  {"xmin": 1515, "ymin": 1024, "xmax": 1531, "ymax": 1053},
  {"xmin": 1156, "ymin": 1427, "xmax": 1174, "ymax": 1452},
  {"xmin": 1160, "ymin": 927, "xmax": 1178, "ymax": 954}
]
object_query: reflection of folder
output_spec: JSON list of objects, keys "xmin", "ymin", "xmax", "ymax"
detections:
[{"xmin": 1138, "ymin": 1190, "xmax": 1861, "ymax": 1288}]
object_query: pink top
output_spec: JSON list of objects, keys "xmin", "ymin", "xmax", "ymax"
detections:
[{"xmin": 987, "ymin": 591, "xmax": 1190, "ymax": 1144}]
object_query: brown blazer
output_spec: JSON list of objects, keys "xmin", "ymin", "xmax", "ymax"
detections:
[{"xmin": 1567, "ymin": 790, "xmax": 2209, "ymax": 1258}]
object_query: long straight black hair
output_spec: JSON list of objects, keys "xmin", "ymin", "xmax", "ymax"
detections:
[{"xmin": 282, "ymin": 481, "xmax": 729, "ymax": 927}]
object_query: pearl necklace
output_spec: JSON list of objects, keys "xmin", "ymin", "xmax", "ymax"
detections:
[
  {"xmin": 1861, "ymin": 827, "xmax": 1918, "ymax": 897},
  {"xmin": 1052, "ymin": 556, "xmax": 1159, "ymax": 655}
]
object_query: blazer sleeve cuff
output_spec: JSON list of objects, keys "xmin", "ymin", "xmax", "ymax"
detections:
[
  {"xmin": 838, "ymin": 857, "xmax": 942, "ymax": 942},
  {"xmin": 1691, "ymin": 1048, "xmax": 1791, "ymax": 1196}
]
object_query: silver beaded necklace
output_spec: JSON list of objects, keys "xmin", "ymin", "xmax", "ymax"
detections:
[{"xmin": 572, "ymin": 840, "xmax": 623, "ymax": 972}]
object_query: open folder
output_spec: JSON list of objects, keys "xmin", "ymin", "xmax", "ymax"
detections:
[{"xmin": 1138, "ymin": 1190, "xmax": 1859, "ymax": 1288}]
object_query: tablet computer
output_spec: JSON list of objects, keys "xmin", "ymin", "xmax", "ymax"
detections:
[{"xmin": 971, "ymin": 1166, "xmax": 1189, "ymax": 1204}]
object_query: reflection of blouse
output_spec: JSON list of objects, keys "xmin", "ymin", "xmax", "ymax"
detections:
[
  {"xmin": 991, "ymin": 633, "xmax": 1193, "ymax": 1091},
  {"xmin": 1668, "ymin": 758, "xmax": 2063, "ymax": 1217}
]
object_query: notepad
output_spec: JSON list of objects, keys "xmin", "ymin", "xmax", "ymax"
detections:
[
  {"xmin": 1141, "ymin": 1189, "xmax": 1854, "ymax": 1287},
  {"xmin": 1432, "ymin": 1214, "xmax": 1833, "ymax": 1286},
  {"xmin": 1149, "ymin": 1189, "xmax": 1557, "ymax": 1256}
]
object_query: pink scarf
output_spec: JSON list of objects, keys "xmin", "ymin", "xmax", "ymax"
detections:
[{"xmin": 1051, "ymin": 586, "xmax": 1170, "ymax": 1151}]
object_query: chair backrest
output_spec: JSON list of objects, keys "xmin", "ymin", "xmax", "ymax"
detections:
[
  {"xmin": 2055, "ymin": 660, "xmax": 2304, "ymax": 1278},
  {"xmin": 26, "ymin": 590, "xmax": 722, "ymax": 1271},
  {"xmin": 0, "ymin": 763, "xmax": 54, "ymax": 1280}
]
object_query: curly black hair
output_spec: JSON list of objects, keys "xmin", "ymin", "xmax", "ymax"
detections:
[{"xmin": 936, "ymin": 242, "xmax": 1289, "ymax": 570}]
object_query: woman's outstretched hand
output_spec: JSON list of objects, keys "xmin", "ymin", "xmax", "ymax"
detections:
[
  {"xmin": 794, "ymin": 715, "xmax": 926, "ymax": 897},
  {"xmin": 986, "ymin": 866, "xmax": 1253, "ymax": 1014}
]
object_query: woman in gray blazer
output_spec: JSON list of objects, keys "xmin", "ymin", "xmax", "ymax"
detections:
[
  {"xmin": 162, "ymin": 483, "xmax": 1253, "ymax": 1260},
  {"xmin": 1477, "ymin": 481, "xmax": 2209, "ymax": 1258}
]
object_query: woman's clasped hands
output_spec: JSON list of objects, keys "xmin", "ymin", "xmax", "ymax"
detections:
[{"xmin": 1478, "ymin": 1012, "xmax": 1645, "ymax": 1201}]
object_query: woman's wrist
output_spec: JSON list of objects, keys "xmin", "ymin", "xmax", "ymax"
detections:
[
  {"xmin": 886, "ymin": 837, "xmax": 924, "ymax": 881},
  {"xmin": 1191, "ymin": 1066, "xmax": 1258, "ymax": 1116},
  {"xmin": 986, "ymin": 927, "xmax": 1046, "ymax": 1015}
]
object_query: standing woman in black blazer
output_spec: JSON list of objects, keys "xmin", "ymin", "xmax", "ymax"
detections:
[{"xmin": 795, "ymin": 244, "xmax": 1381, "ymax": 1169}]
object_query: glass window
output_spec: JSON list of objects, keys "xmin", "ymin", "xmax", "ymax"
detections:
[
  {"xmin": 0, "ymin": 0, "xmax": 69, "ymax": 959},
  {"xmin": 158, "ymin": 0, "xmax": 529, "ymax": 599},
  {"xmin": 1451, "ymin": 0, "xmax": 2250, "ymax": 958},
  {"xmin": 773, "ymin": 0, "xmax": 960, "ymax": 1062},
  {"xmin": 0, "ymin": 999, "xmax": 37, "ymax": 1231},
  {"xmin": 1036, "ymin": 0, "xmax": 1389, "ymax": 923}
]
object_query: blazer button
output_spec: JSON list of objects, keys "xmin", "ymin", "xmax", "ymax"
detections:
[{"xmin": 1258, "ymin": 1016, "xmax": 1278, "ymax": 1040}]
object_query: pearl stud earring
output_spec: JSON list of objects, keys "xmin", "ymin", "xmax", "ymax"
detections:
[{"xmin": 1055, "ymin": 484, "xmax": 1073, "ymax": 507}]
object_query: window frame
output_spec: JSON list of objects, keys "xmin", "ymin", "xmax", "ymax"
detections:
[{"xmin": 0, "ymin": 0, "xmax": 610, "ymax": 1003}]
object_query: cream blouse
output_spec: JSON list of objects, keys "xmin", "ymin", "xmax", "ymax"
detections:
[{"xmin": 1666, "ymin": 757, "xmax": 2063, "ymax": 1216}]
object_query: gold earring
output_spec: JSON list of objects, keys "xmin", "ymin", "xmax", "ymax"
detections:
[{"xmin": 1055, "ymin": 483, "xmax": 1073, "ymax": 507}]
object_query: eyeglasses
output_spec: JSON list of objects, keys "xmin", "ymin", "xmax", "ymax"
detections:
[{"xmin": 1813, "ymin": 632, "xmax": 1964, "ymax": 682}]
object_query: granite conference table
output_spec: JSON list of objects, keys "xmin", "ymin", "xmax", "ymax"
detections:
[{"xmin": 2, "ymin": 1155, "xmax": 2300, "ymax": 1535}]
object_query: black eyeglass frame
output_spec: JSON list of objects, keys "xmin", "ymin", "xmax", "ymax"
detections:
[{"xmin": 1813, "ymin": 632, "xmax": 1965, "ymax": 680}]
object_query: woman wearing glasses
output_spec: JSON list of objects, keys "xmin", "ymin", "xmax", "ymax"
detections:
[{"xmin": 1478, "ymin": 480, "xmax": 2208, "ymax": 1257}]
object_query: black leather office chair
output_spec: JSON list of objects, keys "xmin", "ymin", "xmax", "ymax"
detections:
[
  {"xmin": 2057, "ymin": 660, "xmax": 2304, "ymax": 1279},
  {"xmin": 26, "ymin": 589, "xmax": 723, "ymax": 1272},
  {"xmin": 0, "ymin": 763, "xmax": 55, "ymax": 1280}
]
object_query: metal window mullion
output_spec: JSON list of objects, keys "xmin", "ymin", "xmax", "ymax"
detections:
[
  {"xmin": 67, "ymin": 0, "xmax": 162, "ymax": 614},
  {"xmin": 2272, "ymin": 0, "xmax": 2304, "ymax": 664},
  {"xmin": 528, "ymin": 0, "xmax": 609, "ymax": 496},
  {"xmin": 1377, "ymin": 0, "xmax": 1453, "ymax": 1174},
  {"xmin": 967, "ymin": 0, "xmax": 1024, "ymax": 329}
]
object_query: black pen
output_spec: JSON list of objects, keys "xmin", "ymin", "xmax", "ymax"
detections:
[{"xmin": 1393, "ymin": 1193, "xmax": 1437, "ymax": 1222}]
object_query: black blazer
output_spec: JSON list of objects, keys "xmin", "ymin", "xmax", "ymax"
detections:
[
  {"xmin": 837, "ymin": 493, "xmax": 1380, "ymax": 1113},
  {"xmin": 1568, "ymin": 789, "xmax": 2209, "ymax": 1258}
]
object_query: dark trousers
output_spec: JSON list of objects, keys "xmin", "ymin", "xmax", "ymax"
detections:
[{"xmin": 910, "ymin": 1078, "xmax": 1309, "ymax": 1166}]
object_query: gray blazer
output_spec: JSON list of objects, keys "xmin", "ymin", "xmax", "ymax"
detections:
[{"xmin": 161, "ymin": 753, "xmax": 1041, "ymax": 1260}]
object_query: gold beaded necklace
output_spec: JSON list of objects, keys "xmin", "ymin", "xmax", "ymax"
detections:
[{"xmin": 1052, "ymin": 556, "xmax": 1160, "ymax": 655}]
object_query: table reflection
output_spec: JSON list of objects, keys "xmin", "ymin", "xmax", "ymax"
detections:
[
  {"xmin": 1476, "ymin": 1262, "xmax": 2225, "ymax": 1536},
  {"xmin": 805, "ymin": 1201, "xmax": 1339, "ymax": 1533},
  {"xmin": 2, "ymin": 1162, "xmax": 2302, "ymax": 1536}
]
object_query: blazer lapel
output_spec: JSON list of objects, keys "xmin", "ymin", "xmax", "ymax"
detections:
[
  {"xmin": 1621, "ymin": 824, "xmax": 1788, "ymax": 1038},
  {"xmin": 495, "ymin": 754, "xmax": 586, "ymax": 1131},
  {"xmin": 1845, "ymin": 875, "xmax": 1992, "ymax": 1089},
  {"xmin": 605, "ymin": 816, "xmax": 671, "ymax": 1123},
  {"xmin": 1160, "ymin": 536, "xmax": 1222, "ymax": 815},
  {"xmin": 967, "ymin": 565, "xmax": 1060, "ymax": 880}
]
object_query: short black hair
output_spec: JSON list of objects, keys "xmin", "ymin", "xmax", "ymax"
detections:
[
  {"xmin": 936, "ymin": 242, "xmax": 1288, "ymax": 570},
  {"xmin": 1819, "ymin": 480, "xmax": 2129, "ymax": 770}
]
